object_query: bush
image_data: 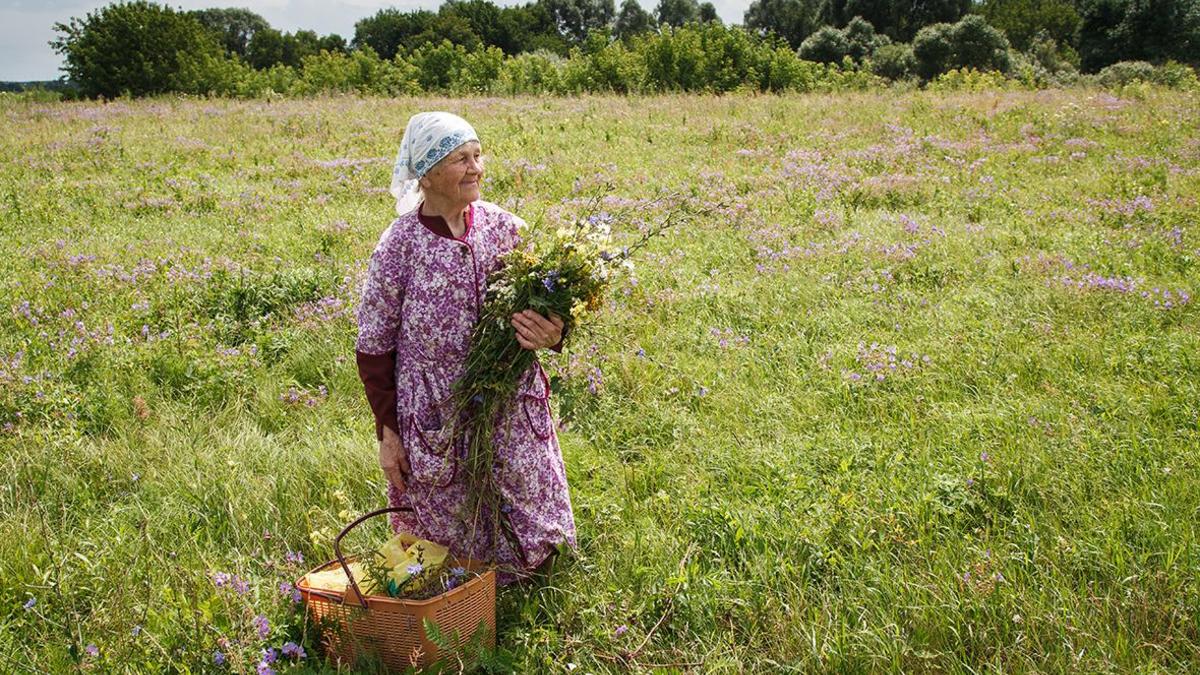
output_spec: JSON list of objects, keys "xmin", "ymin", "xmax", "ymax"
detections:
[
  {"xmin": 1096, "ymin": 59, "xmax": 1157, "ymax": 87},
  {"xmin": 1096, "ymin": 60, "xmax": 1200, "ymax": 89},
  {"xmin": 844, "ymin": 16, "xmax": 889, "ymax": 61},
  {"xmin": 927, "ymin": 67, "xmax": 1013, "ymax": 91},
  {"xmin": 1025, "ymin": 30, "xmax": 1079, "ymax": 74},
  {"xmin": 498, "ymin": 51, "xmax": 565, "ymax": 94},
  {"xmin": 755, "ymin": 44, "xmax": 822, "ymax": 91},
  {"xmin": 870, "ymin": 42, "xmax": 917, "ymax": 80},
  {"xmin": 406, "ymin": 39, "xmax": 470, "ymax": 91},
  {"xmin": 949, "ymin": 14, "xmax": 1011, "ymax": 74},
  {"xmin": 51, "ymin": 1, "xmax": 224, "ymax": 98},
  {"xmin": 800, "ymin": 26, "xmax": 851, "ymax": 64},
  {"xmin": 456, "ymin": 46, "xmax": 506, "ymax": 94},
  {"xmin": 913, "ymin": 14, "xmax": 1010, "ymax": 80},
  {"xmin": 912, "ymin": 22, "xmax": 955, "ymax": 79},
  {"xmin": 291, "ymin": 47, "xmax": 418, "ymax": 95}
]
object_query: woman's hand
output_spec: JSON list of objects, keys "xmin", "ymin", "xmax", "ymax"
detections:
[
  {"xmin": 379, "ymin": 426, "xmax": 410, "ymax": 494},
  {"xmin": 511, "ymin": 309, "xmax": 564, "ymax": 350}
]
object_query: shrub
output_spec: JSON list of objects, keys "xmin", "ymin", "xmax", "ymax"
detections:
[
  {"xmin": 927, "ymin": 67, "xmax": 1013, "ymax": 91},
  {"xmin": 913, "ymin": 14, "xmax": 1010, "ymax": 80},
  {"xmin": 1096, "ymin": 59, "xmax": 1156, "ymax": 87},
  {"xmin": 799, "ymin": 26, "xmax": 851, "ymax": 64},
  {"xmin": 844, "ymin": 16, "xmax": 890, "ymax": 61},
  {"xmin": 51, "ymin": 1, "xmax": 224, "ymax": 98},
  {"xmin": 456, "ymin": 46, "xmax": 506, "ymax": 94},
  {"xmin": 1096, "ymin": 60, "xmax": 1199, "ymax": 90},
  {"xmin": 406, "ymin": 39, "xmax": 470, "ymax": 91},
  {"xmin": 949, "ymin": 14, "xmax": 1011, "ymax": 74},
  {"xmin": 912, "ymin": 22, "xmax": 955, "ymax": 79},
  {"xmin": 498, "ymin": 51, "xmax": 565, "ymax": 94},
  {"xmin": 870, "ymin": 42, "xmax": 917, "ymax": 80}
]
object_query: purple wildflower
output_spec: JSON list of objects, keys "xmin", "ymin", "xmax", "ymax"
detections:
[
  {"xmin": 614, "ymin": 624, "xmax": 628, "ymax": 636},
  {"xmin": 261, "ymin": 648, "xmax": 278, "ymax": 664},
  {"xmin": 281, "ymin": 642, "xmax": 306, "ymax": 660},
  {"xmin": 256, "ymin": 661, "xmax": 275, "ymax": 675},
  {"xmin": 23, "ymin": 597, "xmax": 35, "ymax": 610},
  {"xmin": 85, "ymin": 644, "xmax": 98, "ymax": 657},
  {"xmin": 253, "ymin": 614, "xmax": 269, "ymax": 639},
  {"xmin": 214, "ymin": 651, "xmax": 226, "ymax": 666},
  {"xmin": 406, "ymin": 563, "xmax": 423, "ymax": 576}
]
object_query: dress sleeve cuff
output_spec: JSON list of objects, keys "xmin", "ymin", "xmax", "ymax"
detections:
[{"xmin": 356, "ymin": 350, "xmax": 399, "ymax": 441}]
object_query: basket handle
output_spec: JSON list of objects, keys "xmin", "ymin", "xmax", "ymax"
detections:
[{"xmin": 333, "ymin": 506, "xmax": 413, "ymax": 609}]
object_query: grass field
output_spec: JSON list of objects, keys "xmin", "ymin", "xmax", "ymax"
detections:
[{"xmin": 1, "ymin": 88, "xmax": 1198, "ymax": 672}]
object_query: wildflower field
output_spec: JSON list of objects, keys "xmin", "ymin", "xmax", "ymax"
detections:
[{"xmin": 2, "ymin": 87, "xmax": 1198, "ymax": 672}]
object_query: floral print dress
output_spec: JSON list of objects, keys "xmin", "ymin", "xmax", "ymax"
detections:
[{"xmin": 355, "ymin": 200, "xmax": 576, "ymax": 581}]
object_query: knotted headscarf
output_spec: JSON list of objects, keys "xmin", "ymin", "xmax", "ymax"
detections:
[{"xmin": 390, "ymin": 112, "xmax": 479, "ymax": 215}]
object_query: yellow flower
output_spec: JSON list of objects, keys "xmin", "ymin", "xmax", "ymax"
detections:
[{"xmin": 571, "ymin": 299, "xmax": 587, "ymax": 320}]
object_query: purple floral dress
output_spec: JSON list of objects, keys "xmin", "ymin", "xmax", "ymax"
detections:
[{"xmin": 355, "ymin": 200, "xmax": 577, "ymax": 581}]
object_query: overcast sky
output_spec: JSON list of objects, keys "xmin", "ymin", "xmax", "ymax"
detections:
[{"xmin": 1, "ymin": 0, "xmax": 751, "ymax": 81}]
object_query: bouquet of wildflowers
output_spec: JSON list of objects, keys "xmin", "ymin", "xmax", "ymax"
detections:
[{"xmin": 447, "ymin": 192, "xmax": 701, "ymax": 556}]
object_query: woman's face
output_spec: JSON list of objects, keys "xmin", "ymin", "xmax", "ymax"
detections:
[{"xmin": 421, "ymin": 140, "xmax": 483, "ymax": 205}]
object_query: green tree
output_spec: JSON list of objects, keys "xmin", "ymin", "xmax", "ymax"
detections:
[
  {"xmin": 50, "ymin": 1, "xmax": 223, "ymax": 98},
  {"xmin": 442, "ymin": 0, "xmax": 510, "ymax": 50},
  {"xmin": 976, "ymin": 0, "xmax": 1080, "ymax": 51},
  {"xmin": 353, "ymin": 9, "xmax": 437, "ymax": 59},
  {"xmin": 912, "ymin": 14, "xmax": 1011, "ymax": 78},
  {"xmin": 844, "ymin": 16, "xmax": 889, "ymax": 60},
  {"xmin": 189, "ymin": 7, "xmax": 270, "ymax": 57},
  {"xmin": 1077, "ymin": 0, "xmax": 1200, "ymax": 71},
  {"xmin": 615, "ymin": 0, "xmax": 654, "ymax": 39},
  {"xmin": 657, "ymin": 0, "xmax": 701, "ymax": 26},
  {"xmin": 543, "ymin": 0, "xmax": 617, "ymax": 43},
  {"xmin": 743, "ymin": 0, "xmax": 824, "ymax": 48},
  {"xmin": 843, "ymin": 0, "xmax": 971, "ymax": 42},
  {"xmin": 698, "ymin": 2, "xmax": 721, "ymax": 22},
  {"xmin": 799, "ymin": 25, "xmax": 851, "ymax": 62}
]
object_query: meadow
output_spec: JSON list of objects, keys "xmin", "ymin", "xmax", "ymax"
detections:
[{"xmin": 1, "ymin": 87, "xmax": 1198, "ymax": 672}]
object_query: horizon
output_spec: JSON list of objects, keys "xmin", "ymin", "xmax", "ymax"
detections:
[{"xmin": 0, "ymin": 0, "xmax": 752, "ymax": 82}]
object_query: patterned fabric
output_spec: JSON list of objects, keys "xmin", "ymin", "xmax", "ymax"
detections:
[
  {"xmin": 390, "ymin": 112, "xmax": 479, "ymax": 215},
  {"xmin": 356, "ymin": 200, "xmax": 577, "ymax": 583}
]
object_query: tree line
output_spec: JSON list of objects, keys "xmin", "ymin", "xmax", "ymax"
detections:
[{"xmin": 48, "ymin": 0, "xmax": 1200, "ymax": 98}]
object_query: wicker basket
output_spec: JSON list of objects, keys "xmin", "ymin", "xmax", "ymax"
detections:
[{"xmin": 296, "ymin": 507, "xmax": 497, "ymax": 671}]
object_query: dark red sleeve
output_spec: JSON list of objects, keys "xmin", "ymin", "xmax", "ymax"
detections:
[{"xmin": 356, "ymin": 350, "xmax": 399, "ymax": 441}]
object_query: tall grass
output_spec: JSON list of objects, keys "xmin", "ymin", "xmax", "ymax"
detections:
[{"xmin": 1, "ymin": 89, "xmax": 1197, "ymax": 671}]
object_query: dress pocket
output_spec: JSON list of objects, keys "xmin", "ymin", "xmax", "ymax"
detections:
[
  {"xmin": 405, "ymin": 414, "xmax": 457, "ymax": 487},
  {"xmin": 520, "ymin": 364, "xmax": 554, "ymax": 441}
]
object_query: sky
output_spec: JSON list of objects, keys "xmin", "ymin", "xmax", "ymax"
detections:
[{"xmin": 1, "ymin": 0, "xmax": 752, "ymax": 81}]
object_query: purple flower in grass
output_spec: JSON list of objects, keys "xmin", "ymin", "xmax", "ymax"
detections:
[
  {"xmin": 614, "ymin": 624, "xmax": 628, "ymax": 637},
  {"xmin": 253, "ymin": 614, "xmax": 269, "ymax": 639},
  {"xmin": 23, "ymin": 597, "xmax": 35, "ymax": 610},
  {"xmin": 406, "ymin": 563, "xmax": 424, "ymax": 576},
  {"xmin": 85, "ymin": 644, "xmax": 98, "ymax": 657},
  {"xmin": 281, "ymin": 642, "xmax": 306, "ymax": 660},
  {"xmin": 213, "ymin": 651, "xmax": 226, "ymax": 666}
]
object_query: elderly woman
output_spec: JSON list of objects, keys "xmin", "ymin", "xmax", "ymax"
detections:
[{"xmin": 355, "ymin": 112, "xmax": 576, "ymax": 582}]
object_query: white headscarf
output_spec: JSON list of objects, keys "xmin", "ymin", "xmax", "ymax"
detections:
[{"xmin": 390, "ymin": 112, "xmax": 479, "ymax": 215}]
